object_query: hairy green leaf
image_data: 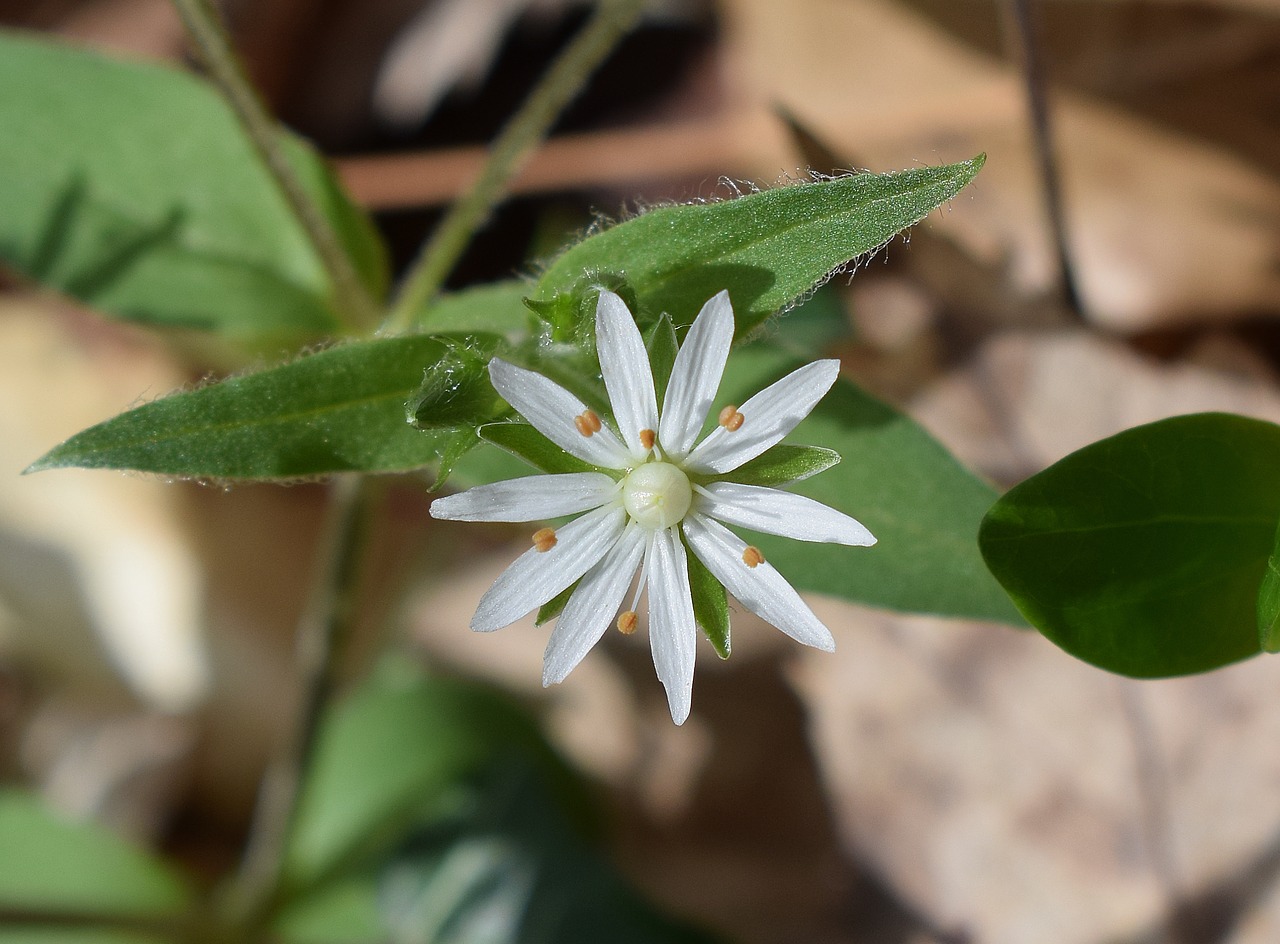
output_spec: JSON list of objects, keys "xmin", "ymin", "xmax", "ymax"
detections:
[
  {"xmin": 0, "ymin": 32, "xmax": 386, "ymax": 344},
  {"xmin": 28, "ymin": 337, "xmax": 483, "ymax": 479},
  {"xmin": 981, "ymin": 413, "xmax": 1280, "ymax": 677},
  {"xmin": 532, "ymin": 156, "xmax": 984, "ymax": 334}
]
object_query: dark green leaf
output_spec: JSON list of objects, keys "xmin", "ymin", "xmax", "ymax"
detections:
[
  {"xmin": 477, "ymin": 423, "xmax": 606, "ymax": 476},
  {"xmin": 709, "ymin": 444, "xmax": 840, "ymax": 487},
  {"xmin": 1259, "ymin": 520, "xmax": 1280, "ymax": 653},
  {"xmin": 981, "ymin": 413, "xmax": 1280, "ymax": 677},
  {"xmin": 0, "ymin": 32, "xmax": 386, "ymax": 344},
  {"xmin": 531, "ymin": 156, "xmax": 984, "ymax": 335},
  {"xmin": 0, "ymin": 931, "xmax": 170, "ymax": 944},
  {"xmin": 644, "ymin": 314, "xmax": 678, "ymax": 411},
  {"xmin": 717, "ymin": 345, "xmax": 1021, "ymax": 623},
  {"xmin": 27, "ymin": 337, "xmax": 478, "ymax": 479},
  {"xmin": 536, "ymin": 582, "xmax": 577, "ymax": 626},
  {"xmin": 283, "ymin": 660, "xmax": 563, "ymax": 893},
  {"xmin": 684, "ymin": 537, "xmax": 730, "ymax": 658},
  {"xmin": 0, "ymin": 790, "xmax": 189, "ymax": 918}
]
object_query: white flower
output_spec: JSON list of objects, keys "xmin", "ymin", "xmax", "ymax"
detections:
[{"xmin": 430, "ymin": 290, "xmax": 875, "ymax": 724}]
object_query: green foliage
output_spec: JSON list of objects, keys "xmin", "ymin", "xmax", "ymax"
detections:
[
  {"xmin": 478, "ymin": 423, "xmax": 604, "ymax": 476},
  {"xmin": 685, "ymin": 537, "xmax": 731, "ymax": 658},
  {"xmin": 1258, "ymin": 520, "xmax": 1280, "ymax": 652},
  {"xmin": 711, "ymin": 445, "xmax": 840, "ymax": 487},
  {"xmin": 531, "ymin": 156, "xmax": 985, "ymax": 334},
  {"xmin": 27, "ymin": 337, "xmax": 494, "ymax": 480},
  {"xmin": 419, "ymin": 281, "xmax": 533, "ymax": 337},
  {"xmin": 0, "ymin": 31, "xmax": 385, "ymax": 345},
  {"xmin": 714, "ymin": 345, "xmax": 1021, "ymax": 623},
  {"xmin": 406, "ymin": 338, "xmax": 507, "ymax": 431},
  {"xmin": 644, "ymin": 314, "xmax": 679, "ymax": 411},
  {"xmin": 0, "ymin": 790, "xmax": 189, "ymax": 918},
  {"xmin": 980, "ymin": 413, "xmax": 1280, "ymax": 676}
]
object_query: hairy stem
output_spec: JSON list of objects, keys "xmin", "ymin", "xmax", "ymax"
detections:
[
  {"xmin": 170, "ymin": 0, "xmax": 379, "ymax": 329},
  {"xmin": 381, "ymin": 0, "xmax": 645, "ymax": 334},
  {"xmin": 224, "ymin": 474, "xmax": 377, "ymax": 930}
]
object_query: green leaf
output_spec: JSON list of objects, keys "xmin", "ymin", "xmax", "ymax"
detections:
[
  {"xmin": 275, "ymin": 876, "xmax": 384, "ymax": 944},
  {"xmin": 0, "ymin": 32, "xmax": 386, "ymax": 344},
  {"xmin": 536, "ymin": 582, "xmax": 577, "ymax": 626},
  {"xmin": 27, "ymin": 337, "xmax": 481, "ymax": 479},
  {"xmin": 477, "ymin": 423, "xmax": 605, "ymax": 476},
  {"xmin": 531, "ymin": 156, "xmax": 984, "ymax": 335},
  {"xmin": 710, "ymin": 444, "xmax": 840, "ymax": 487},
  {"xmin": 0, "ymin": 790, "xmax": 189, "ymax": 918},
  {"xmin": 1259, "ymin": 521, "xmax": 1280, "ymax": 653},
  {"xmin": 980, "ymin": 413, "xmax": 1280, "ymax": 677},
  {"xmin": 684, "ymin": 537, "xmax": 730, "ymax": 658},
  {"xmin": 0, "ymin": 931, "xmax": 170, "ymax": 944},
  {"xmin": 644, "ymin": 314, "xmax": 678, "ymax": 411},
  {"xmin": 419, "ymin": 281, "xmax": 533, "ymax": 338},
  {"xmin": 283, "ymin": 661, "xmax": 565, "ymax": 894},
  {"xmin": 716, "ymin": 345, "xmax": 1021, "ymax": 623}
]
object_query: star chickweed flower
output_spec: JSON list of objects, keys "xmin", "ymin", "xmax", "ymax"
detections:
[{"xmin": 430, "ymin": 290, "xmax": 875, "ymax": 724}]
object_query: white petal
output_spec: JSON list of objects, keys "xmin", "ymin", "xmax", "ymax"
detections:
[
  {"xmin": 488, "ymin": 358, "xmax": 631, "ymax": 468},
  {"xmin": 684, "ymin": 360, "xmax": 840, "ymax": 474},
  {"xmin": 595, "ymin": 290, "xmax": 658, "ymax": 458},
  {"xmin": 658, "ymin": 291, "xmax": 734, "ymax": 459},
  {"xmin": 430, "ymin": 473, "xmax": 619, "ymax": 522},
  {"xmin": 695, "ymin": 482, "xmax": 876, "ymax": 546},
  {"xmin": 647, "ymin": 526, "xmax": 698, "ymax": 725},
  {"xmin": 682, "ymin": 514, "xmax": 835, "ymax": 651},
  {"xmin": 542, "ymin": 523, "xmax": 647, "ymax": 685},
  {"xmin": 471, "ymin": 504, "xmax": 626, "ymax": 631}
]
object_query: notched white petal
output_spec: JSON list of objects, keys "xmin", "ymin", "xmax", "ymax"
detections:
[
  {"xmin": 471, "ymin": 505, "xmax": 626, "ymax": 632},
  {"xmin": 542, "ymin": 524, "xmax": 647, "ymax": 685},
  {"xmin": 695, "ymin": 482, "xmax": 876, "ymax": 546},
  {"xmin": 595, "ymin": 290, "xmax": 658, "ymax": 457},
  {"xmin": 430, "ymin": 472, "xmax": 619, "ymax": 523},
  {"xmin": 659, "ymin": 290, "xmax": 734, "ymax": 459},
  {"xmin": 647, "ymin": 527, "xmax": 698, "ymax": 725},
  {"xmin": 682, "ymin": 514, "xmax": 836, "ymax": 652},
  {"xmin": 488, "ymin": 359, "xmax": 630, "ymax": 468},
  {"xmin": 684, "ymin": 359, "xmax": 840, "ymax": 475}
]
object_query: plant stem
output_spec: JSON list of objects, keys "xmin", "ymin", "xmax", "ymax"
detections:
[
  {"xmin": 169, "ymin": 0, "xmax": 379, "ymax": 330},
  {"xmin": 224, "ymin": 474, "xmax": 376, "ymax": 931},
  {"xmin": 381, "ymin": 0, "xmax": 645, "ymax": 335}
]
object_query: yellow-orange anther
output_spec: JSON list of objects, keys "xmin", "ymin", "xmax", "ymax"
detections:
[
  {"xmin": 742, "ymin": 545, "xmax": 764, "ymax": 568},
  {"xmin": 639, "ymin": 428, "xmax": 656, "ymax": 450},
  {"xmin": 718, "ymin": 405, "xmax": 744, "ymax": 431},
  {"xmin": 617, "ymin": 611, "xmax": 638, "ymax": 635},
  {"xmin": 532, "ymin": 527, "xmax": 557, "ymax": 552},
  {"xmin": 574, "ymin": 410, "xmax": 602, "ymax": 436}
]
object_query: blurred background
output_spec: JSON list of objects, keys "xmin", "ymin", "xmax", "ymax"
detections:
[{"xmin": 4, "ymin": 1, "xmax": 1280, "ymax": 941}]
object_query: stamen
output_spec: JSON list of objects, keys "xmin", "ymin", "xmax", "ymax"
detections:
[
  {"xmin": 742, "ymin": 545, "xmax": 764, "ymax": 568},
  {"xmin": 718, "ymin": 405, "xmax": 745, "ymax": 432},
  {"xmin": 617, "ymin": 611, "xmax": 638, "ymax": 635},
  {"xmin": 574, "ymin": 410, "xmax": 602, "ymax": 436},
  {"xmin": 532, "ymin": 527, "xmax": 557, "ymax": 552},
  {"xmin": 639, "ymin": 428, "xmax": 656, "ymax": 450}
]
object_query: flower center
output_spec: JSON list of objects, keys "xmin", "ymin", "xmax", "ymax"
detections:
[{"xmin": 622, "ymin": 461, "xmax": 691, "ymax": 530}]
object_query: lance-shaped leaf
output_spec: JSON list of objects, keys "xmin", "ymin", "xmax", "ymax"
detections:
[
  {"xmin": 981, "ymin": 413, "xmax": 1280, "ymax": 677},
  {"xmin": 27, "ymin": 337, "xmax": 496, "ymax": 479},
  {"xmin": 0, "ymin": 31, "xmax": 386, "ymax": 344},
  {"xmin": 531, "ymin": 156, "xmax": 984, "ymax": 334}
]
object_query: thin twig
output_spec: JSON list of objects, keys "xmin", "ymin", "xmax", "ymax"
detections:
[
  {"xmin": 1001, "ymin": 0, "xmax": 1087, "ymax": 320},
  {"xmin": 169, "ymin": 0, "xmax": 379, "ymax": 329},
  {"xmin": 381, "ymin": 0, "xmax": 645, "ymax": 335},
  {"xmin": 225, "ymin": 474, "xmax": 376, "ymax": 930}
]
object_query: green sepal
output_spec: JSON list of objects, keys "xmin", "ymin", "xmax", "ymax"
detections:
[
  {"xmin": 707, "ymin": 444, "xmax": 840, "ymax": 487},
  {"xmin": 684, "ymin": 535, "xmax": 730, "ymax": 659},
  {"xmin": 644, "ymin": 313, "xmax": 679, "ymax": 412},
  {"xmin": 537, "ymin": 581, "xmax": 578, "ymax": 626},
  {"xmin": 478, "ymin": 422, "xmax": 606, "ymax": 476},
  {"xmin": 1259, "ymin": 520, "xmax": 1280, "ymax": 653},
  {"xmin": 405, "ymin": 336, "xmax": 506, "ymax": 431}
]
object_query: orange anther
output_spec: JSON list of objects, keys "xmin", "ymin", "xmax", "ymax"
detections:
[
  {"xmin": 532, "ymin": 527, "xmax": 557, "ymax": 552},
  {"xmin": 617, "ymin": 611, "xmax": 638, "ymax": 635},
  {"xmin": 718, "ymin": 405, "xmax": 744, "ymax": 431},
  {"xmin": 639, "ymin": 428, "xmax": 656, "ymax": 450},
  {"xmin": 742, "ymin": 545, "xmax": 764, "ymax": 568},
  {"xmin": 575, "ymin": 410, "xmax": 602, "ymax": 436}
]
